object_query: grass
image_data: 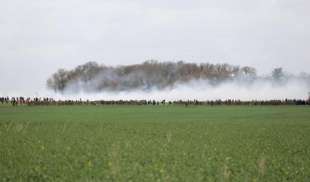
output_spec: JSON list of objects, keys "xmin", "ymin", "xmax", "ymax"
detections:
[{"xmin": 0, "ymin": 105, "xmax": 310, "ymax": 181}]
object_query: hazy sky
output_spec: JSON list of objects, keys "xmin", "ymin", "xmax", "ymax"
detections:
[{"xmin": 1, "ymin": 0, "xmax": 309, "ymax": 95}]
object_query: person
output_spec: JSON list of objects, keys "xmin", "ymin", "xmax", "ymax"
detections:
[{"xmin": 11, "ymin": 97, "xmax": 17, "ymax": 106}]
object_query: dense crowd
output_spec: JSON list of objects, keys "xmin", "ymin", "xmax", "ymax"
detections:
[{"xmin": 0, "ymin": 97, "xmax": 309, "ymax": 106}]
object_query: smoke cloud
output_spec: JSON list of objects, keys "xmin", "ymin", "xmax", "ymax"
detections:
[
  {"xmin": 43, "ymin": 61, "xmax": 310, "ymax": 101},
  {"xmin": 47, "ymin": 61, "xmax": 257, "ymax": 92}
]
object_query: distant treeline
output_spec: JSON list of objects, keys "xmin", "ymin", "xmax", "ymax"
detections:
[
  {"xmin": 1, "ymin": 97, "xmax": 309, "ymax": 106},
  {"xmin": 47, "ymin": 61, "xmax": 258, "ymax": 92}
]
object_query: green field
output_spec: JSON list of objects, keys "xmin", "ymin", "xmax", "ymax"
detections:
[{"xmin": 0, "ymin": 105, "xmax": 310, "ymax": 181}]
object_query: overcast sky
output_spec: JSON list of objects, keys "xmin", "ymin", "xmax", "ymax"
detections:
[{"xmin": 1, "ymin": 0, "xmax": 309, "ymax": 95}]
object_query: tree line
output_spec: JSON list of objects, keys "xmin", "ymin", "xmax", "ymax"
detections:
[{"xmin": 47, "ymin": 61, "xmax": 258, "ymax": 93}]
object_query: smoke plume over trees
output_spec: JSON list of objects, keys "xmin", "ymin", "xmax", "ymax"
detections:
[
  {"xmin": 47, "ymin": 61, "xmax": 258, "ymax": 93},
  {"xmin": 46, "ymin": 60, "xmax": 310, "ymax": 101}
]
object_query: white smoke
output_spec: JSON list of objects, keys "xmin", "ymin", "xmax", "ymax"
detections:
[
  {"xmin": 20, "ymin": 78, "xmax": 308, "ymax": 101},
  {"xmin": 1, "ymin": 76, "xmax": 309, "ymax": 101}
]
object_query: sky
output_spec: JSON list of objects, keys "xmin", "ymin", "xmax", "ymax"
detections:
[{"xmin": 0, "ymin": 0, "xmax": 309, "ymax": 96}]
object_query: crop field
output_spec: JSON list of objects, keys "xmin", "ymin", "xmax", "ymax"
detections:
[{"xmin": 0, "ymin": 105, "xmax": 310, "ymax": 181}]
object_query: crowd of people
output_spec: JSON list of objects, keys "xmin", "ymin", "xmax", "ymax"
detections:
[{"xmin": 0, "ymin": 96, "xmax": 310, "ymax": 106}]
